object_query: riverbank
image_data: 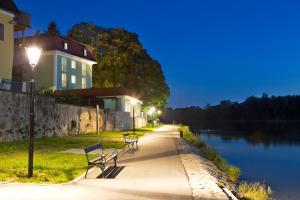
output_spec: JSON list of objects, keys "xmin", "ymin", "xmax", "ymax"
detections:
[
  {"xmin": 177, "ymin": 138, "xmax": 236, "ymax": 200},
  {"xmin": 179, "ymin": 125, "xmax": 272, "ymax": 200}
]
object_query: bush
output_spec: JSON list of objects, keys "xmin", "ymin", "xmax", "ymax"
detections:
[
  {"xmin": 228, "ymin": 165, "xmax": 240, "ymax": 183},
  {"xmin": 239, "ymin": 182, "xmax": 272, "ymax": 200}
]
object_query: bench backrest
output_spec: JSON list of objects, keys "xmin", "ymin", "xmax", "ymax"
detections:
[
  {"xmin": 84, "ymin": 143, "xmax": 102, "ymax": 154},
  {"xmin": 123, "ymin": 132, "xmax": 130, "ymax": 137}
]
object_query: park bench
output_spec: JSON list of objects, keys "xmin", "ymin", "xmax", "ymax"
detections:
[
  {"xmin": 84, "ymin": 143, "xmax": 118, "ymax": 178},
  {"xmin": 123, "ymin": 132, "xmax": 138, "ymax": 148}
]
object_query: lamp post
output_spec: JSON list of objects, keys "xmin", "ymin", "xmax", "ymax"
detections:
[
  {"xmin": 148, "ymin": 106, "xmax": 156, "ymax": 127},
  {"xmin": 25, "ymin": 46, "xmax": 42, "ymax": 178},
  {"xmin": 157, "ymin": 110, "xmax": 162, "ymax": 125},
  {"xmin": 131, "ymin": 98, "xmax": 138, "ymax": 135}
]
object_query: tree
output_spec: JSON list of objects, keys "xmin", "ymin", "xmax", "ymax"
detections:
[
  {"xmin": 161, "ymin": 93, "xmax": 300, "ymax": 125},
  {"xmin": 46, "ymin": 21, "xmax": 60, "ymax": 35},
  {"xmin": 67, "ymin": 22, "xmax": 170, "ymax": 108}
]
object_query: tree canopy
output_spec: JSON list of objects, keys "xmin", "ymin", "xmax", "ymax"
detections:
[{"xmin": 67, "ymin": 22, "xmax": 170, "ymax": 109}]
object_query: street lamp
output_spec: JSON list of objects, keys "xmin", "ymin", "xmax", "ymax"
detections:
[
  {"xmin": 25, "ymin": 46, "xmax": 42, "ymax": 178},
  {"xmin": 157, "ymin": 110, "xmax": 162, "ymax": 125},
  {"xmin": 131, "ymin": 98, "xmax": 138, "ymax": 135},
  {"xmin": 147, "ymin": 106, "xmax": 156, "ymax": 127}
]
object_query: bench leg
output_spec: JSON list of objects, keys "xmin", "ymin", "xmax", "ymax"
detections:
[
  {"xmin": 113, "ymin": 156, "xmax": 118, "ymax": 167},
  {"xmin": 100, "ymin": 164, "xmax": 105, "ymax": 173},
  {"xmin": 85, "ymin": 166, "xmax": 90, "ymax": 178}
]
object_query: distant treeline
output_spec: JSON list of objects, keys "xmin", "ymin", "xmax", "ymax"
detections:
[{"xmin": 161, "ymin": 94, "xmax": 300, "ymax": 126}]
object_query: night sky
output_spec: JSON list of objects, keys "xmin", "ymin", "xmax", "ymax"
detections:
[{"xmin": 15, "ymin": 0, "xmax": 300, "ymax": 107}]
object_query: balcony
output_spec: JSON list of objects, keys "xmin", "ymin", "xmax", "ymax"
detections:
[{"xmin": 14, "ymin": 11, "xmax": 31, "ymax": 32}]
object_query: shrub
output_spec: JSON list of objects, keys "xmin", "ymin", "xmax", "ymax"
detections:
[
  {"xmin": 228, "ymin": 165, "xmax": 240, "ymax": 183},
  {"xmin": 238, "ymin": 182, "xmax": 272, "ymax": 200}
]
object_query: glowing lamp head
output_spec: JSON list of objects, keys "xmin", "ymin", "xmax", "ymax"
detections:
[
  {"xmin": 148, "ymin": 106, "xmax": 156, "ymax": 116},
  {"xmin": 26, "ymin": 46, "xmax": 42, "ymax": 68},
  {"xmin": 148, "ymin": 110, "xmax": 153, "ymax": 115},
  {"xmin": 158, "ymin": 110, "xmax": 162, "ymax": 115},
  {"xmin": 131, "ymin": 98, "xmax": 138, "ymax": 106},
  {"xmin": 150, "ymin": 106, "xmax": 156, "ymax": 112}
]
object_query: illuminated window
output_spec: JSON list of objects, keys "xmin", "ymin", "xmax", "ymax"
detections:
[
  {"xmin": 71, "ymin": 60, "xmax": 76, "ymax": 69},
  {"xmin": 61, "ymin": 73, "xmax": 67, "ymax": 87},
  {"xmin": 61, "ymin": 57, "xmax": 67, "ymax": 71},
  {"xmin": 82, "ymin": 64, "xmax": 87, "ymax": 76},
  {"xmin": 64, "ymin": 42, "xmax": 68, "ymax": 50},
  {"xmin": 82, "ymin": 77, "xmax": 87, "ymax": 88},
  {"xmin": 71, "ymin": 75, "xmax": 76, "ymax": 84}
]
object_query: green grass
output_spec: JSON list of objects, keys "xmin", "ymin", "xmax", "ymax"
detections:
[
  {"xmin": 239, "ymin": 182, "xmax": 272, "ymax": 200},
  {"xmin": 133, "ymin": 124, "xmax": 161, "ymax": 132},
  {"xmin": 179, "ymin": 125, "xmax": 240, "ymax": 183},
  {"xmin": 0, "ymin": 130, "xmax": 151, "ymax": 184}
]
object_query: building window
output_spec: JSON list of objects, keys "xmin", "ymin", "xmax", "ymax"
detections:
[
  {"xmin": 84, "ymin": 49, "xmax": 87, "ymax": 56},
  {"xmin": 64, "ymin": 42, "xmax": 68, "ymax": 50},
  {"xmin": 82, "ymin": 77, "xmax": 87, "ymax": 88},
  {"xmin": 71, "ymin": 60, "xmax": 76, "ymax": 69},
  {"xmin": 61, "ymin": 73, "xmax": 67, "ymax": 87},
  {"xmin": 0, "ymin": 24, "xmax": 4, "ymax": 41},
  {"xmin": 71, "ymin": 75, "xmax": 76, "ymax": 84},
  {"xmin": 125, "ymin": 100, "xmax": 131, "ymax": 113},
  {"xmin": 82, "ymin": 64, "xmax": 87, "ymax": 76},
  {"xmin": 61, "ymin": 57, "xmax": 67, "ymax": 71}
]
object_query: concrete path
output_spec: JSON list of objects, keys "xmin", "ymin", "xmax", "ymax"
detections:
[{"xmin": 0, "ymin": 125, "xmax": 193, "ymax": 200}]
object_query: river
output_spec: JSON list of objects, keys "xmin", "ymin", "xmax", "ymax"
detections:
[{"xmin": 194, "ymin": 121, "xmax": 300, "ymax": 200}]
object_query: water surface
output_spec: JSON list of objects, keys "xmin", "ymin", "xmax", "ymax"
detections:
[{"xmin": 195, "ymin": 122, "xmax": 300, "ymax": 200}]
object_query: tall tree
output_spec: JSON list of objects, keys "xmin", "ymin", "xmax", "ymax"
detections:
[
  {"xmin": 46, "ymin": 21, "xmax": 60, "ymax": 35},
  {"xmin": 67, "ymin": 22, "xmax": 170, "ymax": 108}
]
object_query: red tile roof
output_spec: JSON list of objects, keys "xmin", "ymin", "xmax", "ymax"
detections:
[{"xmin": 15, "ymin": 33, "xmax": 96, "ymax": 62}]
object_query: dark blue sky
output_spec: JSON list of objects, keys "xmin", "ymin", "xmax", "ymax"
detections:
[{"xmin": 15, "ymin": 0, "xmax": 300, "ymax": 107}]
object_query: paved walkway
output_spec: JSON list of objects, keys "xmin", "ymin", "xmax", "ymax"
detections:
[{"xmin": 0, "ymin": 125, "xmax": 193, "ymax": 200}]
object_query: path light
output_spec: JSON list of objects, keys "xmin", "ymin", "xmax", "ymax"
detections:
[
  {"xmin": 131, "ymin": 98, "xmax": 138, "ymax": 135},
  {"xmin": 25, "ymin": 46, "xmax": 42, "ymax": 178}
]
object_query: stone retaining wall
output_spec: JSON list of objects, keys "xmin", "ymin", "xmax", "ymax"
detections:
[{"xmin": 0, "ymin": 90, "xmax": 146, "ymax": 142}]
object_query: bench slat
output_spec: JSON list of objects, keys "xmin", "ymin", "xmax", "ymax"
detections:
[{"xmin": 84, "ymin": 143, "xmax": 102, "ymax": 153}]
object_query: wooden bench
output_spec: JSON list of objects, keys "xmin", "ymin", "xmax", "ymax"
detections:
[
  {"xmin": 123, "ymin": 132, "xmax": 138, "ymax": 148},
  {"xmin": 84, "ymin": 143, "xmax": 118, "ymax": 178}
]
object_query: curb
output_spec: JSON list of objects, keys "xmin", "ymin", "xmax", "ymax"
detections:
[{"xmin": 222, "ymin": 187, "xmax": 239, "ymax": 200}]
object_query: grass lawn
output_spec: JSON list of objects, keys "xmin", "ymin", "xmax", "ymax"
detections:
[
  {"xmin": 0, "ymin": 130, "xmax": 151, "ymax": 184},
  {"xmin": 135, "ymin": 124, "xmax": 162, "ymax": 132}
]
